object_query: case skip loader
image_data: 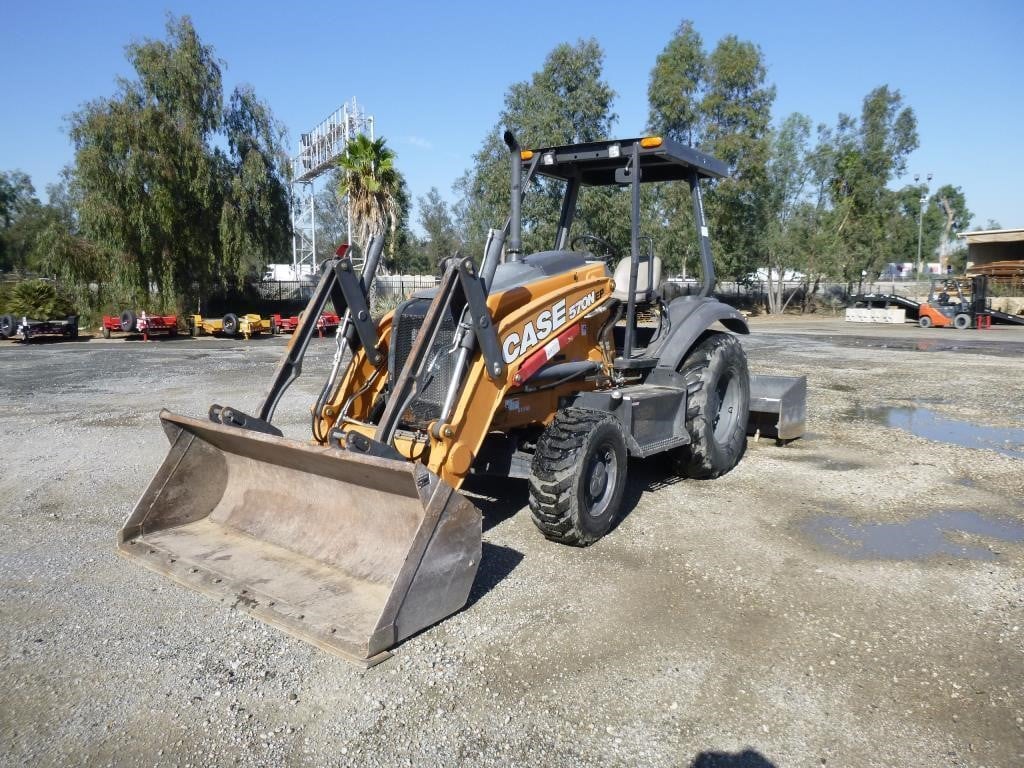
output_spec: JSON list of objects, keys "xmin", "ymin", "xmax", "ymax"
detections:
[{"xmin": 118, "ymin": 134, "xmax": 806, "ymax": 666}]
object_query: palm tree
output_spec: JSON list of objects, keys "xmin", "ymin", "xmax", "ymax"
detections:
[{"xmin": 337, "ymin": 134, "xmax": 401, "ymax": 269}]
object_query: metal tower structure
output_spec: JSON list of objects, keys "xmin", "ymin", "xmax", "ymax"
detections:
[{"xmin": 290, "ymin": 98, "xmax": 374, "ymax": 273}]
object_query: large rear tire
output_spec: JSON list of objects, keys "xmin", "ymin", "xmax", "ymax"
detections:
[
  {"xmin": 0, "ymin": 314, "xmax": 16, "ymax": 338},
  {"xmin": 918, "ymin": 315, "xmax": 933, "ymax": 328},
  {"xmin": 222, "ymin": 313, "xmax": 239, "ymax": 336},
  {"xmin": 672, "ymin": 332, "xmax": 750, "ymax": 479},
  {"xmin": 528, "ymin": 408, "xmax": 628, "ymax": 547}
]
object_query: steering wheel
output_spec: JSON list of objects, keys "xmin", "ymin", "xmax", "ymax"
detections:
[{"xmin": 570, "ymin": 233, "xmax": 620, "ymax": 265}]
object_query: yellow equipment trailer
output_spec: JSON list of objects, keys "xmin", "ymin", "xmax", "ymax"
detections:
[{"xmin": 189, "ymin": 313, "xmax": 278, "ymax": 339}]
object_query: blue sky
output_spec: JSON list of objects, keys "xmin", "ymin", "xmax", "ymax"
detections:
[{"xmin": 2, "ymin": 0, "xmax": 1021, "ymax": 231}]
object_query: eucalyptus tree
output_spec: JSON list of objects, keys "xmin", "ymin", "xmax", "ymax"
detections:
[
  {"xmin": 698, "ymin": 35, "xmax": 776, "ymax": 280},
  {"xmin": 456, "ymin": 39, "xmax": 617, "ymax": 257},
  {"xmin": 418, "ymin": 187, "xmax": 461, "ymax": 269},
  {"xmin": 68, "ymin": 15, "xmax": 290, "ymax": 311},
  {"xmin": 826, "ymin": 86, "xmax": 918, "ymax": 283},
  {"xmin": 0, "ymin": 171, "xmax": 39, "ymax": 271},
  {"xmin": 646, "ymin": 24, "xmax": 775, "ymax": 280},
  {"xmin": 761, "ymin": 113, "xmax": 816, "ymax": 312}
]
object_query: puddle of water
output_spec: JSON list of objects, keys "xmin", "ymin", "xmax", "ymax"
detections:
[
  {"xmin": 763, "ymin": 333, "xmax": 1024, "ymax": 359},
  {"xmin": 818, "ymin": 459, "xmax": 864, "ymax": 471},
  {"xmin": 803, "ymin": 511, "xmax": 1024, "ymax": 561},
  {"xmin": 853, "ymin": 405, "xmax": 1024, "ymax": 459}
]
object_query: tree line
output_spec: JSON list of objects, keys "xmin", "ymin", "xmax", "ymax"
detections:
[{"xmin": 1, "ymin": 16, "xmax": 980, "ymax": 320}]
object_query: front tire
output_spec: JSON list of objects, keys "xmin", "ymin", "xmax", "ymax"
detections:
[
  {"xmin": 673, "ymin": 332, "xmax": 750, "ymax": 479},
  {"xmin": 529, "ymin": 409, "xmax": 628, "ymax": 546},
  {"xmin": 953, "ymin": 313, "xmax": 971, "ymax": 330}
]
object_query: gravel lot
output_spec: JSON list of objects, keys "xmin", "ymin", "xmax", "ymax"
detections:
[{"xmin": 1, "ymin": 318, "xmax": 1023, "ymax": 768}]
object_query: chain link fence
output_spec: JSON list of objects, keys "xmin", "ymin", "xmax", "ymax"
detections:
[{"xmin": 255, "ymin": 275, "xmax": 441, "ymax": 305}]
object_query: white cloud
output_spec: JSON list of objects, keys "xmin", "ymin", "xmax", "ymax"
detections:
[{"xmin": 403, "ymin": 135, "xmax": 433, "ymax": 150}]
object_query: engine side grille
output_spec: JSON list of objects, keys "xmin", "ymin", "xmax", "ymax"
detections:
[{"xmin": 389, "ymin": 298, "xmax": 457, "ymax": 429}]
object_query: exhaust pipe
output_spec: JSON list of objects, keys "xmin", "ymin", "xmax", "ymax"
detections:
[{"xmin": 503, "ymin": 130, "xmax": 523, "ymax": 263}]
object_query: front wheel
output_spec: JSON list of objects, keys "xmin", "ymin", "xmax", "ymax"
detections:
[
  {"xmin": 529, "ymin": 409, "xmax": 628, "ymax": 546},
  {"xmin": 953, "ymin": 313, "xmax": 971, "ymax": 330},
  {"xmin": 672, "ymin": 332, "xmax": 750, "ymax": 479}
]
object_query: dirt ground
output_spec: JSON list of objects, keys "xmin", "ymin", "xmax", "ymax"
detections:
[{"xmin": 1, "ymin": 316, "xmax": 1022, "ymax": 768}]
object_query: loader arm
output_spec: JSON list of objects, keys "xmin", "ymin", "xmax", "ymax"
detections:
[
  {"xmin": 427, "ymin": 268, "xmax": 613, "ymax": 486},
  {"xmin": 323, "ymin": 261, "xmax": 614, "ymax": 489}
]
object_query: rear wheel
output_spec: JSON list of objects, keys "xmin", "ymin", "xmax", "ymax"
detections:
[
  {"xmin": 918, "ymin": 315, "xmax": 933, "ymax": 328},
  {"xmin": 528, "ymin": 408, "xmax": 628, "ymax": 546},
  {"xmin": 102, "ymin": 326, "xmax": 111, "ymax": 339},
  {"xmin": 222, "ymin": 313, "xmax": 239, "ymax": 336},
  {"xmin": 0, "ymin": 314, "xmax": 16, "ymax": 338},
  {"xmin": 953, "ymin": 313, "xmax": 971, "ymax": 330},
  {"xmin": 672, "ymin": 332, "xmax": 750, "ymax": 479}
]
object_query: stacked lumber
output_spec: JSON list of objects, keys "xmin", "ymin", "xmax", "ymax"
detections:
[{"xmin": 970, "ymin": 260, "xmax": 1024, "ymax": 278}]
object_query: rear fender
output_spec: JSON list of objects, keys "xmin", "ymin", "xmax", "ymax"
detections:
[{"xmin": 653, "ymin": 297, "xmax": 749, "ymax": 372}]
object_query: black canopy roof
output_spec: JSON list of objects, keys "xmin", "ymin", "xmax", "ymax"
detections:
[{"xmin": 523, "ymin": 137, "xmax": 729, "ymax": 185}]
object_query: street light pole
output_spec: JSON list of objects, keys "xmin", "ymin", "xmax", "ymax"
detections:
[{"xmin": 914, "ymin": 172, "xmax": 933, "ymax": 279}]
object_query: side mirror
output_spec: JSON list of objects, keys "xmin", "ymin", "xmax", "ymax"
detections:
[{"xmin": 614, "ymin": 164, "xmax": 639, "ymax": 185}]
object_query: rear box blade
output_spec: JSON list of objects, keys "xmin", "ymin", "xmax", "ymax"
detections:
[{"xmin": 748, "ymin": 374, "xmax": 807, "ymax": 441}]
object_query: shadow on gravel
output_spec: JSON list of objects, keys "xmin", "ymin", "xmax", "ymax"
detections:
[
  {"xmin": 454, "ymin": 476, "xmax": 526, "ymax": 608},
  {"xmin": 465, "ymin": 542, "xmax": 525, "ymax": 609},
  {"xmin": 690, "ymin": 749, "xmax": 778, "ymax": 767},
  {"xmin": 463, "ymin": 457, "xmax": 688, "ymax": 539},
  {"xmin": 604, "ymin": 455, "xmax": 687, "ymax": 535},
  {"xmin": 461, "ymin": 475, "xmax": 529, "ymax": 533},
  {"xmin": 11, "ymin": 335, "xmax": 92, "ymax": 344}
]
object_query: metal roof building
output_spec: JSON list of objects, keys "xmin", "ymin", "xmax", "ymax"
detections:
[{"xmin": 959, "ymin": 227, "xmax": 1024, "ymax": 265}]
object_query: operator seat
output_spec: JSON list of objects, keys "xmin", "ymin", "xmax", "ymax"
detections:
[{"xmin": 611, "ymin": 256, "xmax": 662, "ymax": 303}]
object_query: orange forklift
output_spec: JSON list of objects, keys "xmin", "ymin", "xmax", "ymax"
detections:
[{"xmin": 917, "ymin": 275, "xmax": 990, "ymax": 329}]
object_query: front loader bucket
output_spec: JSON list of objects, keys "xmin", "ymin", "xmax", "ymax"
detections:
[
  {"xmin": 117, "ymin": 411, "xmax": 481, "ymax": 667},
  {"xmin": 748, "ymin": 374, "xmax": 807, "ymax": 441}
]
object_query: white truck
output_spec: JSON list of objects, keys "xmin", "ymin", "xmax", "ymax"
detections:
[{"xmin": 263, "ymin": 263, "xmax": 315, "ymax": 282}]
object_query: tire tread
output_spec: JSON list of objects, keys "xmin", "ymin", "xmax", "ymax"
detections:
[{"xmin": 528, "ymin": 408, "xmax": 622, "ymax": 546}]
